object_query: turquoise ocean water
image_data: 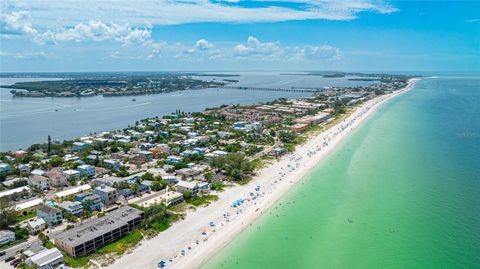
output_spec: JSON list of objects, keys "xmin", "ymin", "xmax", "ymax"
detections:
[{"xmin": 202, "ymin": 77, "xmax": 480, "ymax": 269}]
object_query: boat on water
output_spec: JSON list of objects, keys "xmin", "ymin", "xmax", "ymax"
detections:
[{"xmin": 132, "ymin": 98, "xmax": 136, "ymax": 101}]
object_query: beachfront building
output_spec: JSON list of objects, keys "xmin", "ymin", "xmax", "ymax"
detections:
[
  {"xmin": 0, "ymin": 230, "xmax": 15, "ymax": 246},
  {"xmin": 174, "ymin": 180, "xmax": 203, "ymax": 195},
  {"xmin": 295, "ymin": 112, "xmax": 331, "ymax": 126},
  {"xmin": 58, "ymin": 201, "xmax": 84, "ymax": 215},
  {"xmin": 287, "ymin": 123, "xmax": 309, "ymax": 133},
  {"xmin": 26, "ymin": 218, "xmax": 46, "ymax": 234},
  {"xmin": 94, "ymin": 185, "xmax": 119, "ymax": 205},
  {"xmin": 53, "ymin": 206, "xmax": 144, "ymax": 257},
  {"xmin": 77, "ymin": 164, "xmax": 96, "ymax": 178},
  {"xmin": 36, "ymin": 205, "xmax": 63, "ymax": 226},
  {"xmin": 25, "ymin": 248, "xmax": 64, "ymax": 269}
]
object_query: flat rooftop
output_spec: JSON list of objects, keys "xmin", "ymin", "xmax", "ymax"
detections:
[{"xmin": 53, "ymin": 206, "xmax": 143, "ymax": 246}]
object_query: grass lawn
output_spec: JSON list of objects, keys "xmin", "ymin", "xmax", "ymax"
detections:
[
  {"xmin": 95, "ymin": 230, "xmax": 143, "ymax": 256},
  {"xmin": 185, "ymin": 195, "xmax": 219, "ymax": 207},
  {"xmin": 16, "ymin": 211, "xmax": 36, "ymax": 223},
  {"xmin": 64, "ymin": 255, "xmax": 90, "ymax": 268}
]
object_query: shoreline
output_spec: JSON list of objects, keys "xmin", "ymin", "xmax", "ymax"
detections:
[{"xmin": 107, "ymin": 78, "xmax": 419, "ymax": 269}]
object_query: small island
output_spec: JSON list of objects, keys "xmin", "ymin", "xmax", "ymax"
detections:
[{"xmin": 3, "ymin": 73, "xmax": 227, "ymax": 98}]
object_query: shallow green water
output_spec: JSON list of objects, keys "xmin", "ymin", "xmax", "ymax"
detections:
[{"xmin": 202, "ymin": 77, "xmax": 480, "ymax": 269}]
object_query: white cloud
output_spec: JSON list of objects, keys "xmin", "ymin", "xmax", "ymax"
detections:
[
  {"xmin": 0, "ymin": 11, "xmax": 37, "ymax": 36},
  {"xmin": 233, "ymin": 36, "xmax": 283, "ymax": 59},
  {"xmin": 294, "ymin": 45, "xmax": 341, "ymax": 60},
  {"xmin": 1, "ymin": 0, "xmax": 398, "ymax": 28},
  {"xmin": 231, "ymin": 36, "xmax": 340, "ymax": 61},
  {"xmin": 175, "ymin": 39, "xmax": 221, "ymax": 60},
  {"xmin": 32, "ymin": 20, "xmax": 151, "ymax": 45},
  {"xmin": 195, "ymin": 39, "xmax": 215, "ymax": 51},
  {"xmin": 0, "ymin": 50, "xmax": 46, "ymax": 59}
]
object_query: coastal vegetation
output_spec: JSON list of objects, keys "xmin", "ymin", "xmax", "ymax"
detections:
[{"xmin": 5, "ymin": 73, "xmax": 225, "ymax": 97}]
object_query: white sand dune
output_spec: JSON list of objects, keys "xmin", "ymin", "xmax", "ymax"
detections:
[{"xmin": 107, "ymin": 78, "xmax": 419, "ymax": 269}]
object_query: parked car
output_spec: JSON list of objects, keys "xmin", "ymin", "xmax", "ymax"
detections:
[
  {"xmin": 10, "ymin": 258, "xmax": 21, "ymax": 266},
  {"xmin": 4, "ymin": 256, "xmax": 15, "ymax": 262},
  {"xmin": 0, "ymin": 251, "xmax": 6, "ymax": 256},
  {"xmin": 12, "ymin": 259, "xmax": 22, "ymax": 267}
]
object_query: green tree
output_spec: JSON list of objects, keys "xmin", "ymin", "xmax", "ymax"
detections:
[
  {"xmin": 0, "ymin": 198, "xmax": 17, "ymax": 229},
  {"xmin": 47, "ymin": 135, "xmax": 52, "ymax": 157}
]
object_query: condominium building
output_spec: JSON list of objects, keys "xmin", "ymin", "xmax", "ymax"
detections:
[{"xmin": 53, "ymin": 206, "xmax": 144, "ymax": 257}]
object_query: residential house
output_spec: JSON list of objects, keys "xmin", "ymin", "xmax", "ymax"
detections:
[
  {"xmin": 28, "ymin": 175, "xmax": 50, "ymax": 190},
  {"xmin": 0, "ymin": 230, "xmax": 15, "ymax": 246},
  {"xmin": 175, "ymin": 168, "xmax": 202, "ymax": 180},
  {"xmin": 36, "ymin": 205, "xmax": 63, "ymax": 226},
  {"xmin": 77, "ymin": 164, "xmax": 96, "ymax": 178},
  {"xmin": 17, "ymin": 164, "xmax": 31, "ymax": 172},
  {"xmin": 58, "ymin": 201, "xmax": 84, "ymax": 215},
  {"xmin": 104, "ymin": 159, "xmax": 121, "ymax": 170},
  {"xmin": 0, "ymin": 163, "xmax": 12, "ymax": 173},
  {"xmin": 75, "ymin": 193, "xmax": 103, "ymax": 212},
  {"xmin": 91, "ymin": 176, "xmax": 127, "ymax": 187},
  {"xmin": 174, "ymin": 180, "xmax": 199, "ymax": 194},
  {"xmin": 31, "ymin": 169, "xmax": 46, "ymax": 176},
  {"xmin": 26, "ymin": 218, "xmax": 46, "ymax": 234},
  {"xmin": 166, "ymin": 155, "xmax": 183, "ymax": 164},
  {"xmin": 138, "ymin": 151, "xmax": 153, "ymax": 161},
  {"xmin": 45, "ymin": 171, "xmax": 68, "ymax": 188},
  {"xmin": 63, "ymin": 169, "xmax": 80, "ymax": 181},
  {"xmin": 94, "ymin": 185, "xmax": 119, "ymax": 205},
  {"xmin": 72, "ymin": 142, "xmax": 88, "ymax": 151}
]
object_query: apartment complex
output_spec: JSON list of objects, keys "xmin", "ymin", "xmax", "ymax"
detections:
[{"xmin": 53, "ymin": 206, "xmax": 144, "ymax": 257}]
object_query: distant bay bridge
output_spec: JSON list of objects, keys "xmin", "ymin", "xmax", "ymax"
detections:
[{"xmin": 208, "ymin": 85, "xmax": 324, "ymax": 93}]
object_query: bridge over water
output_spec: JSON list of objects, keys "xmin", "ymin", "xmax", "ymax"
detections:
[{"xmin": 209, "ymin": 85, "xmax": 324, "ymax": 93}]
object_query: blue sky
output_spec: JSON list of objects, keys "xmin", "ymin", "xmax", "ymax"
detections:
[{"xmin": 1, "ymin": 0, "xmax": 479, "ymax": 72}]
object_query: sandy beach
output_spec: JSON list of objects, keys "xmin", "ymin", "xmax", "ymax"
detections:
[{"xmin": 107, "ymin": 78, "xmax": 419, "ymax": 269}]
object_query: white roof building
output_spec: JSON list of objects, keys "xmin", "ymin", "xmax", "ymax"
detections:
[
  {"xmin": 26, "ymin": 248, "xmax": 64, "ymax": 269},
  {"xmin": 15, "ymin": 198, "xmax": 43, "ymax": 212},
  {"xmin": 54, "ymin": 184, "xmax": 92, "ymax": 198},
  {"xmin": 0, "ymin": 186, "xmax": 30, "ymax": 199}
]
